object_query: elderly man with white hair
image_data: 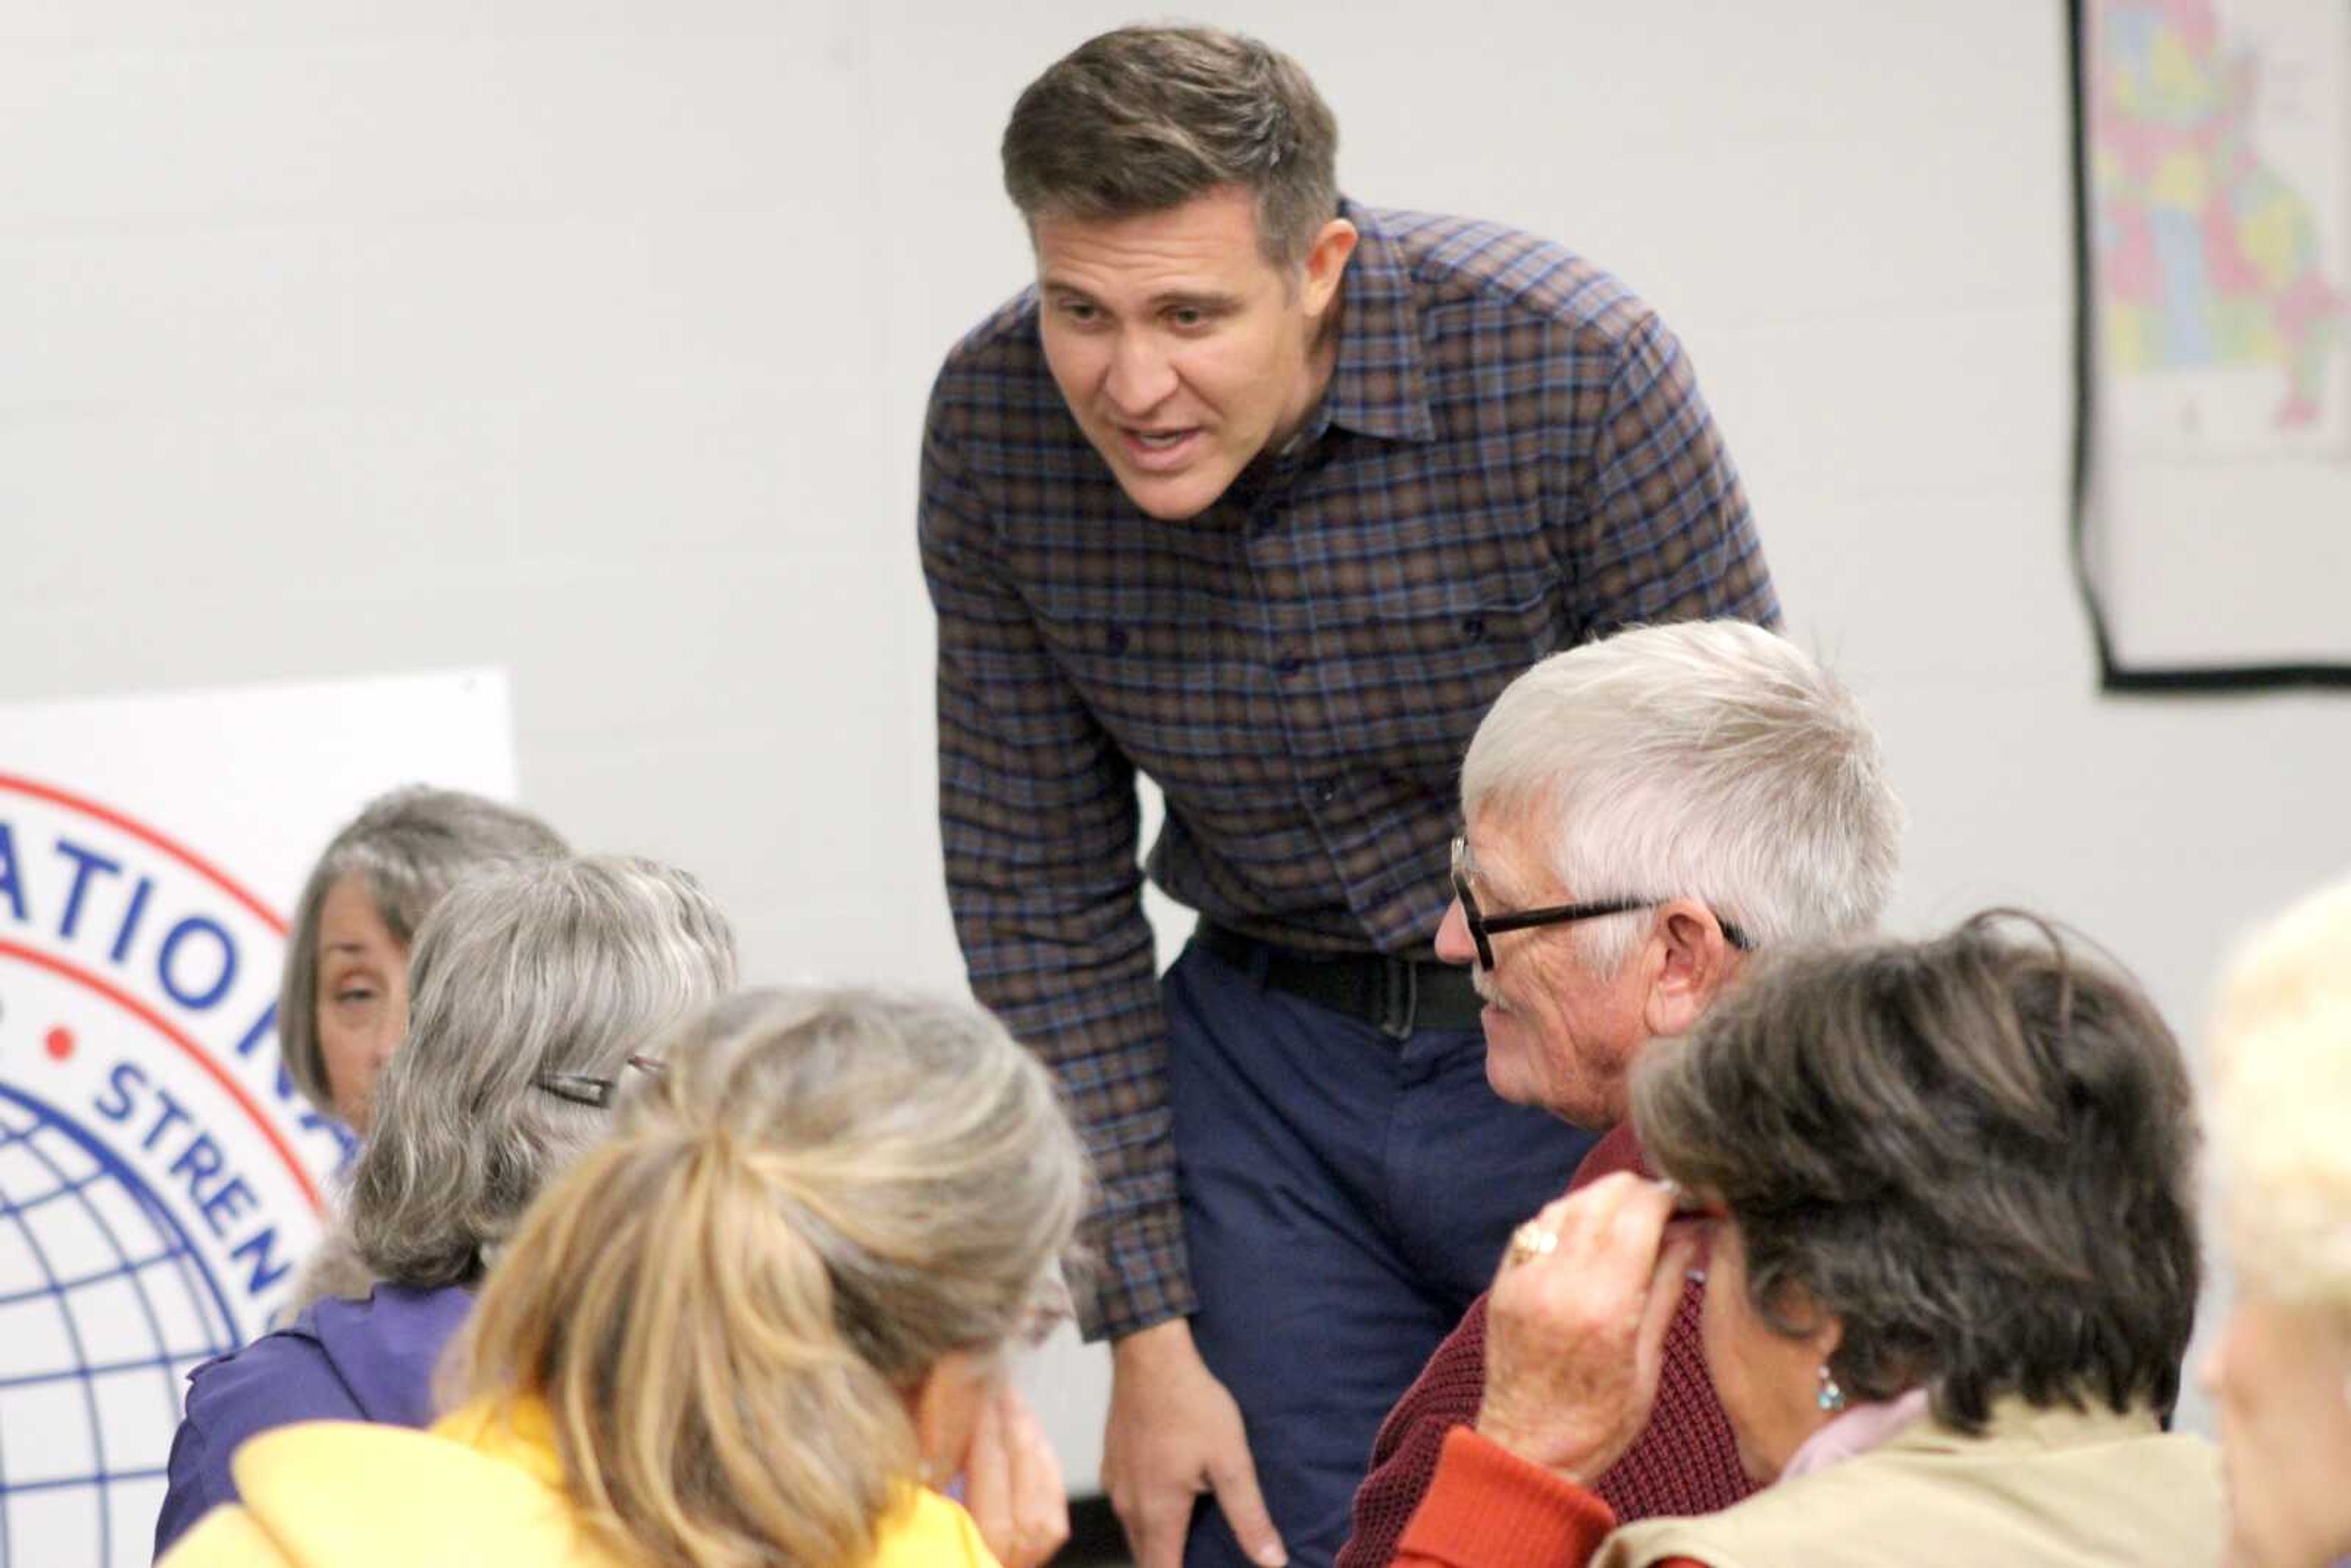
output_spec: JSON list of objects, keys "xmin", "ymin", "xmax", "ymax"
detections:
[{"xmin": 1336, "ymin": 620, "xmax": 1905, "ymax": 1568}]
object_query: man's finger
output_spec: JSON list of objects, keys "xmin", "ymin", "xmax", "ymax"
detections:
[
  {"xmin": 1531, "ymin": 1187, "xmax": 1586, "ymax": 1240},
  {"xmin": 1132, "ymin": 1490, "xmax": 1194, "ymax": 1568},
  {"xmin": 1207, "ymin": 1454, "xmax": 1288, "ymax": 1568},
  {"xmin": 1545, "ymin": 1171, "xmax": 1650, "ymax": 1253}
]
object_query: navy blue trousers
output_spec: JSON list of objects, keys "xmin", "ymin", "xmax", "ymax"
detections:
[{"xmin": 1163, "ymin": 940, "xmax": 1599, "ymax": 1568}]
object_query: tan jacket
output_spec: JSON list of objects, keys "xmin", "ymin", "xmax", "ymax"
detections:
[{"xmin": 1596, "ymin": 1398, "xmax": 2224, "ymax": 1568}]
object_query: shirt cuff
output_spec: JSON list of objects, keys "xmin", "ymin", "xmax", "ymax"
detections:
[
  {"xmin": 1084, "ymin": 1206, "xmax": 1199, "ymax": 1341},
  {"xmin": 1397, "ymin": 1428, "xmax": 1618, "ymax": 1568}
]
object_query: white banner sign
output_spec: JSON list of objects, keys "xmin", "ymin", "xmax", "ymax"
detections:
[{"xmin": 0, "ymin": 669, "xmax": 517, "ymax": 1566}]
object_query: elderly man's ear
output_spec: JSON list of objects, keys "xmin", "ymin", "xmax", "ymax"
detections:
[{"xmin": 1641, "ymin": 902, "xmax": 1746, "ymax": 1040}]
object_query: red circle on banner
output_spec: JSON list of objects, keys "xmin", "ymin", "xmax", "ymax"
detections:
[{"xmin": 0, "ymin": 775, "xmax": 319, "ymax": 1212}]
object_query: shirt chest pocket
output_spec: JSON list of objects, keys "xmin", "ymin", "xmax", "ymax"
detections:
[
  {"xmin": 1354, "ymin": 571, "xmax": 1565, "ymax": 687},
  {"xmin": 1023, "ymin": 587, "xmax": 1274, "ymax": 753}
]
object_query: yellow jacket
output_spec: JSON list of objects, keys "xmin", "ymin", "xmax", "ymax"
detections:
[{"xmin": 160, "ymin": 1400, "xmax": 1003, "ymax": 1568}]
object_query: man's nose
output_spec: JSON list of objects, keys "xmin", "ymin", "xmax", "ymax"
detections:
[
  {"xmin": 1434, "ymin": 898, "xmax": 1477, "ymax": 967},
  {"xmin": 1104, "ymin": 331, "xmax": 1177, "ymax": 415}
]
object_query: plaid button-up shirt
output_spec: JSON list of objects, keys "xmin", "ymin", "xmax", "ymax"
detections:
[{"xmin": 920, "ymin": 203, "xmax": 1777, "ymax": 1338}]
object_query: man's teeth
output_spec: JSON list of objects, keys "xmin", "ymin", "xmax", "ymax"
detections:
[{"xmin": 1134, "ymin": 430, "xmax": 1187, "ymax": 449}]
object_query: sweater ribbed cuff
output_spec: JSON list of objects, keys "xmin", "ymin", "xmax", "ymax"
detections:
[{"xmin": 1397, "ymin": 1428, "xmax": 1617, "ymax": 1567}]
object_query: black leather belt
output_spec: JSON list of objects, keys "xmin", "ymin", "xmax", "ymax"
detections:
[{"xmin": 1194, "ymin": 919, "xmax": 1485, "ymax": 1040}]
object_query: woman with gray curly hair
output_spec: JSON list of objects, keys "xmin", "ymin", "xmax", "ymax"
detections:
[
  {"xmin": 279, "ymin": 784, "xmax": 569, "ymax": 1133},
  {"xmin": 1392, "ymin": 912, "xmax": 2222, "ymax": 1567},
  {"xmin": 162, "ymin": 986, "xmax": 1090, "ymax": 1568},
  {"xmin": 154, "ymin": 854, "xmax": 737, "ymax": 1558},
  {"xmin": 2199, "ymin": 874, "xmax": 2351, "ymax": 1568}
]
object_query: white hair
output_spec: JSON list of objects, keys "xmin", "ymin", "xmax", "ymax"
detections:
[
  {"xmin": 1460, "ymin": 621, "xmax": 1903, "ymax": 972},
  {"xmin": 2210, "ymin": 872, "xmax": 2351, "ymax": 1316},
  {"xmin": 347, "ymin": 854, "xmax": 738, "ymax": 1288}
]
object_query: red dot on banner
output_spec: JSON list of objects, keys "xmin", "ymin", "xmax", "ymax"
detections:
[{"xmin": 45, "ymin": 1027, "xmax": 75, "ymax": 1061}]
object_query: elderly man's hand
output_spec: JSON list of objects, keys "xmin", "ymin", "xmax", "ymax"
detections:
[{"xmin": 1475, "ymin": 1172, "xmax": 1698, "ymax": 1484}]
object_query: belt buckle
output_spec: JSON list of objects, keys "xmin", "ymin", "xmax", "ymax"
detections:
[{"xmin": 1378, "ymin": 956, "xmax": 1418, "ymax": 1041}]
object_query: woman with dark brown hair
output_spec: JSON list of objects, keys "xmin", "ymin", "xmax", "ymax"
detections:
[{"xmin": 1396, "ymin": 912, "xmax": 2223, "ymax": 1568}]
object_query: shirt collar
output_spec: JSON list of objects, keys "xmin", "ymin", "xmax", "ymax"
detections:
[
  {"xmin": 1779, "ymin": 1387, "xmax": 1932, "ymax": 1482},
  {"xmin": 1309, "ymin": 200, "xmax": 1438, "ymax": 446},
  {"xmin": 1785, "ymin": 1391, "xmax": 2170, "ymax": 1480}
]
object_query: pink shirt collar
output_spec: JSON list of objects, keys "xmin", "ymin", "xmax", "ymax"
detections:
[{"xmin": 1779, "ymin": 1388, "xmax": 1932, "ymax": 1482}]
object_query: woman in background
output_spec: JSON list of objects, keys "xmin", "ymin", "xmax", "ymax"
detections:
[
  {"xmin": 1398, "ymin": 913, "xmax": 2222, "ymax": 1567},
  {"xmin": 163, "ymin": 985, "xmax": 1089, "ymax": 1568},
  {"xmin": 2200, "ymin": 874, "xmax": 2351, "ymax": 1568},
  {"xmin": 154, "ymin": 854, "xmax": 737, "ymax": 1557},
  {"xmin": 279, "ymin": 784, "xmax": 567, "ymax": 1135}
]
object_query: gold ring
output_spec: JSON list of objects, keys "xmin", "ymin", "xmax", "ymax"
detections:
[{"xmin": 1506, "ymin": 1220, "xmax": 1559, "ymax": 1268}]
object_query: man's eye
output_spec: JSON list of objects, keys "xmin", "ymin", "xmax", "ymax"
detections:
[
  {"xmin": 334, "ymin": 988, "xmax": 379, "ymax": 1007},
  {"xmin": 1168, "ymin": 307, "xmax": 1207, "ymax": 328}
]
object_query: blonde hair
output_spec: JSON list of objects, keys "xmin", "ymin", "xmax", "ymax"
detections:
[
  {"xmin": 2210, "ymin": 873, "xmax": 2351, "ymax": 1315},
  {"xmin": 449, "ymin": 987, "xmax": 1089, "ymax": 1568}
]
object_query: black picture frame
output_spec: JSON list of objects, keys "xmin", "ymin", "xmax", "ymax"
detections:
[{"xmin": 2068, "ymin": 0, "xmax": 2351, "ymax": 693}]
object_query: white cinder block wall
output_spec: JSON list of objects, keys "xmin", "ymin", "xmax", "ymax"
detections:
[{"xmin": 7, "ymin": 0, "xmax": 2344, "ymax": 1485}]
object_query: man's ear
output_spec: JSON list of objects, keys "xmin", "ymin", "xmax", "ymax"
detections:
[
  {"xmin": 1641, "ymin": 901, "xmax": 1744, "ymax": 1039},
  {"xmin": 1297, "ymin": 216, "xmax": 1358, "ymax": 317}
]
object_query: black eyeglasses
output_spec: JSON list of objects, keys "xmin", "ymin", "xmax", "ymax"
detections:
[
  {"xmin": 535, "ymin": 1054, "xmax": 666, "ymax": 1109},
  {"xmin": 1449, "ymin": 835, "xmax": 1753, "ymax": 971}
]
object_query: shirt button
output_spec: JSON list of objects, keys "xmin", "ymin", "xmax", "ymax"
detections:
[
  {"xmin": 1313, "ymin": 778, "xmax": 1339, "ymax": 806},
  {"xmin": 1104, "ymin": 626, "xmax": 1130, "ymax": 655},
  {"xmin": 1274, "ymin": 653, "xmax": 1305, "ymax": 677},
  {"xmin": 1460, "ymin": 615, "xmax": 1487, "ymax": 643},
  {"xmin": 1249, "ymin": 510, "xmax": 1279, "ymax": 540}
]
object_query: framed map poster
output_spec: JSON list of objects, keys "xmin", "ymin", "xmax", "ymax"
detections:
[{"xmin": 2073, "ymin": 0, "xmax": 2351, "ymax": 688}]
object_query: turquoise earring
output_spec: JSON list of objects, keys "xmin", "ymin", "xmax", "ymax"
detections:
[{"xmin": 1816, "ymin": 1365, "xmax": 1847, "ymax": 1412}]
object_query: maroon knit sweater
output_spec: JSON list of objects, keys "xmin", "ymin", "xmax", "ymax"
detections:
[{"xmin": 1333, "ymin": 1123, "xmax": 1754, "ymax": 1568}]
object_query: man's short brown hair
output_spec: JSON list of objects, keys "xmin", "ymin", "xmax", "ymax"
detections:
[{"xmin": 1001, "ymin": 24, "xmax": 1340, "ymax": 268}]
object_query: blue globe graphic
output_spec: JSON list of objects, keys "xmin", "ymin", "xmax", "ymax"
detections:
[{"xmin": 0, "ymin": 1080, "xmax": 241, "ymax": 1568}]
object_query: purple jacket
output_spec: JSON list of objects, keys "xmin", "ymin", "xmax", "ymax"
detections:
[{"xmin": 151, "ymin": 1283, "xmax": 473, "ymax": 1560}]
